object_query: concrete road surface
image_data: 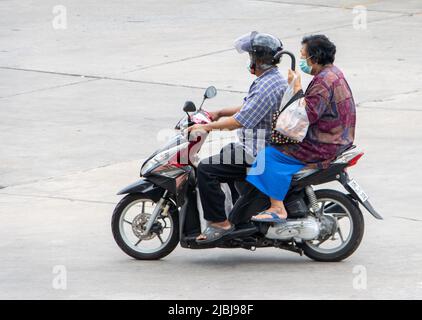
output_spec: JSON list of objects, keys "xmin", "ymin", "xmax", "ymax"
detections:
[{"xmin": 1, "ymin": 0, "xmax": 422, "ymax": 299}]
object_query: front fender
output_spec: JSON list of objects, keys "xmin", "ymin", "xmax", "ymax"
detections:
[{"xmin": 117, "ymin": 179, "xmax": 164, "ymax": 202}]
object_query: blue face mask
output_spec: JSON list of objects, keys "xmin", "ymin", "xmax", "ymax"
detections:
[
  {"xmin": 246, "ymin": 60, "xmax": 255, "ymax": 74},
  {"xmin": 299, "ymin": 57, "xmax": 313, "ymax": 74}
]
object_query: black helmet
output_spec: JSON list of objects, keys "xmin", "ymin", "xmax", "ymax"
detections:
[{"xmin": 234, "ymin": 31, "xmax": 283, "ymax": 70}]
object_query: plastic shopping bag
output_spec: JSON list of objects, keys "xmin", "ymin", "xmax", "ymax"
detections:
[{"xmin": 275, "ymin": 76, "xmax": 309, "ymax": 142}]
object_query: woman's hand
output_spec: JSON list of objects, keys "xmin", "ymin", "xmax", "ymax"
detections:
[
  {"xmin": 288, "ymin": 69, "xmax": 302, "ymax": 94},
  {"xmin": 288, "ymin": 69, "xmax": 301, "ymax": 84}
]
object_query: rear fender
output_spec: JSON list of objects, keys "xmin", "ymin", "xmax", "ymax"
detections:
[{"xmin": 338, "ymin": 172, "xmax": 383, "ymax": 220}]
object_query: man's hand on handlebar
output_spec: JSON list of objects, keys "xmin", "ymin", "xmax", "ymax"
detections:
[
  {"xmin": 187, "ymin": 116, "xmax": 242, "ymax": 135},
  {"xmin": 187, "ymin": 124, "xmax": 211, "ymax": 133},
  {"xmin": 208, "ymin": 106, "xmax": 242, "ymax": 122},
  {"xmin": 208, "ymin": 111, "xmax": 220, "ymax": 122}
]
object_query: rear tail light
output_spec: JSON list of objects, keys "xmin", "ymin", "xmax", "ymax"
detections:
[{"xmin": 347, "ymin": 152, "xmax": 364, "ymax": 167}]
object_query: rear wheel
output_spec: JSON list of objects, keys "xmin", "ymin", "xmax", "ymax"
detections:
[
  {"xmin": 301, "ymin": 189, "xmax": 364, "ymax": 262},
  {"xmin": 111, "ymin": 194, "xmax": 179, "ymax": 260}
]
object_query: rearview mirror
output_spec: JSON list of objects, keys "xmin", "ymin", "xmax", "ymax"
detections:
[
  {"xmin": 183, "ymin": 101, "xmax": 196, "ymax": 112},
  {"xmin": 204, "ymin": 86, "xmax": 217, "ymax": 99}
]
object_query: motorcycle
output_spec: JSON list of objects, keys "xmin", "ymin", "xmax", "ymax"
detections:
[{"xmin": 111, "ymin": 52, "xmax": 383, "ymax": 262}]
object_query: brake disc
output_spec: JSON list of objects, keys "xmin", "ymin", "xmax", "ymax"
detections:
[{"xmin": 131, "ymin": 213, "xmax": 157, "ymax": 240}]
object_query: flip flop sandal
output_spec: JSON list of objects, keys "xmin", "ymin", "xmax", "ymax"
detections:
[
  {"xmin": 251, "ymin": 211, "xmax": 287, "ymax": 223},
  {"xmin": 196, "ymin": 224, "xmax": 235, "ymax": 244}
]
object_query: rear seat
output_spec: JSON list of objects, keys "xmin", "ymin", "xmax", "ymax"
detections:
[{"xmin": 292, "ymin": 145, "xmax": 357, "ymax": 180}]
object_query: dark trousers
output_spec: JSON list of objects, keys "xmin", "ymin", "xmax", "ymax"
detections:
[{"xmin": 197, "ymin": 143, "xmax": 251, "ymax": 223}]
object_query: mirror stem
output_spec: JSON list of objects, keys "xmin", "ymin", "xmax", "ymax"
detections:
[{"xmin": 199, "ymin": 97, "xmax": 206, "ymax": 110}]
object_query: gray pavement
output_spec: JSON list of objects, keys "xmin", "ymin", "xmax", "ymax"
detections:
[{"xmin": 0, "ymin": 0, "xmax": 422, "ymax": 299}]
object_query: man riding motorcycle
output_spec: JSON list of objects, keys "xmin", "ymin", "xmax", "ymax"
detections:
[
  {"xmin": 112, "ymin": 33, "xmax": 382, "ymax": 262},
  {"xmin": 188, "ymin": 31, "xmax": 287, "ymax": 244}
]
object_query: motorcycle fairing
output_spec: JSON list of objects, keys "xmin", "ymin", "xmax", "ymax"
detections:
[
  {"xmin": 146, "ymin": 165, "xmax": 192, "ymax": 206},
  {"xmin": 116, "ymin": 178, "xmax": 164, "ymax": 203},
  {"xmin": 180, "ymin": 184, "xmax": 202, "ymax": 243}
]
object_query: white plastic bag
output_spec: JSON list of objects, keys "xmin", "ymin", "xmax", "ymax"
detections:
[{"xmin": 275, "ymin": 76, "xmax": 309, "ymax": 142}]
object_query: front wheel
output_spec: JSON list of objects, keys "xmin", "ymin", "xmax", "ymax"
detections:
[
  {"xmin": 111, "ymin": 194, "xmax": 179, "ymax": 260},
  {"xmin": 301, "ymin": 189, "xmax": 364, "ymax": 262}
]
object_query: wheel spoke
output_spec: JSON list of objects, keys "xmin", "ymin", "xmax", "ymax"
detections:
[
  {"xmin": 316, "ymin": 238, "xmax": 329, "ymax": 247},
  {"xmin": 319, "ymin": 201, "xmax": 326, "ymax": 215},
  {"xmin": 305, "ymin": 196, "xmax": 355, "ymax": 254},
  {"xmin": 118, "ymin": 198, "xmax": 174, "ymax": 254},
  {"xmin": 157, "ymin": 234, "xmax": 164, "ymax": 244},
  {"xmin": 331, "ymin": 212, "xmax": 348, "ymax": 219},
  {"xmin": 337, "ymin": 226, "xmax": 345, "ymax": 243},
  {"xmin": 323, "ymin": 201, "xmax": 348, "ymax": 220},
  {"xmin": 160, "ymin": 217, "xmax": 172, "ymax": 229},
  {"xmin": 324, "ymin": 202, "xmax": 336, "ymax": 211}
]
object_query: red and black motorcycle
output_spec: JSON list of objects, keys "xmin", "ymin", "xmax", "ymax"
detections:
[
  {"xmin": 111, "ymin": 82, "xmax": 382, "ymax": 262},
  {"xmin": 111, "ymin": 51, "xmax": 382, "ymax": 261}
]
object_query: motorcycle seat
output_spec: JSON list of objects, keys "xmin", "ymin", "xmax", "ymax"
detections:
[{"xmin": 292, "ymin": 145, "xmax": 358, "ymax": 181}]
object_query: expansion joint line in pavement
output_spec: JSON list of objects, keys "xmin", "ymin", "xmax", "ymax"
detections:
[
  {"xmin": 0, "ymin": 192, "xmax": 116, "ymax": 205},
  {"xmin": 0, "ymin": 9, "xmax": 413, "ymax": 98},
  {"xmin": 0, "ymin": 12, "xmax": 415, "ymax": 99},
  {"xmin": 0, "ymin": 77, "xmax": 99, "ymax": 99},
  {"xmin": 122, "ymin": 47, "xmax": 234, "ymax": 73},
  {"xmin": 0, "ymin": 66, "xmax": 247, "ymax": 95}
]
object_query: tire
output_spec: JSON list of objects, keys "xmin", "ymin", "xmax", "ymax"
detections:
[
  {"xmin": 111, "ymin": 193, "xmax": 179, "ymax": 260},
  {"xmin": 301, "ymin": 189, "xmax": 364, "ymax": 262}
]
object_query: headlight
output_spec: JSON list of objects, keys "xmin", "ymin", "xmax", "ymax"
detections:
[
  {"xmin": 140, "ymin": 159, "xmax": 159, "ymax": 176},
  {"xmin": 140, "ymin": 142, "xmax": 189, "ymax": 176}
]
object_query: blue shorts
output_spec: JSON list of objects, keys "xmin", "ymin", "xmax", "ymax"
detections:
[{"xmin": 246, "ymin": 146, "xmax": 305, "ymax": 201}]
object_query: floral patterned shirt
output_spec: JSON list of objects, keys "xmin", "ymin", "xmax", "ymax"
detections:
[{"xmin": 275, "ymin": 65, "xmax": 356, "ymax": 169}]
